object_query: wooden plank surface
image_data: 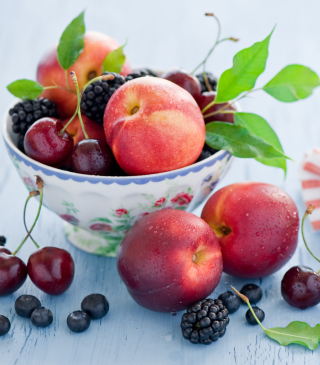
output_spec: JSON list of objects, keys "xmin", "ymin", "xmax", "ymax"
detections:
[{"xmin": 1, "ymin": 1, "xmax": 320, "ymax": 364}]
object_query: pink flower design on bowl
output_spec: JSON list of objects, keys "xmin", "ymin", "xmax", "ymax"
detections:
[
  {"xmin": 60, "ymin": 214, "xmax": 79, "ymax": 225},
  {"xmin": 171, "ymin": 192, "xmax": 193, "ymax": 206},
  {"xmin": 154, "ymin": 197, "xmax": 166, "ymax": 207},
  {"xmin": 89, "ymin": 223, "xmax": 113, "ymax": 231},
  {"xmin": 115, "ymin": 208, "xmax": 128, "ymax": 217}
]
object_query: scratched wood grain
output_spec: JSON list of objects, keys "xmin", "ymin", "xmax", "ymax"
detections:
[{"xmin": 1, "ymin": 0, "xmax": 320, "ymax": 364}]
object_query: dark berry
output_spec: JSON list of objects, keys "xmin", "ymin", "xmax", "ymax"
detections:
[
  {"xmin": 15, "ymin": 295, "xmax": 41, "ymax": 318},
  {"xmin": 81, "ymin": 294, "xmax": 109, "ymax": 319},
  {"xmin": 30, "ymin": 307, "xmax": 53, "ymax": 328},
  {"xmin": 125, "ymin": 68, "xmax": 157, "ymax": 81},
  {"xmin": 240, "ymin": 284, "xmax": 262, "ymax": 304},
  {"xmin": 0, "ymin": 236, "xmax": 6, "ymax": 246},
  {"xmin": 9, "ymin": 98, "xmax": 58, "ymax": 152},
  {"xmin": 246, "ymin": 307, "xmax": 265, "ymax": 325},
  {"xmin": 81, "ymin": 72, "xmax": 125, "ymax": 124},
  {"xmin": 67, "ymin": 311, "xmax": 91, "ymax": 333},
  {"xmin": 0, "ymin": 315, "xmax": 10, "ymax": 336},
  {"xmin": 180, "ymin": 298, "xmax": 229, "ymax": 345},
  {"xmin": 218, "ymin": 291, "xmax": 242, "ymax": 314},
  {"xmin": 195, "ymin": 72, "xmax": 218, "ymax": 93}
]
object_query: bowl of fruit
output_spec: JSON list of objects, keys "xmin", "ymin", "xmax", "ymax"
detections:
[{"xmin": 2, "ymin": 13, "xmax": 238, "ymax": 257}]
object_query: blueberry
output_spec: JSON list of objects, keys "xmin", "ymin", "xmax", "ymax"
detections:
[
  {"xmin": 31, "ymin": 307, "xmax": 53, "ymax": 328},
  {"xmin": 15, "ymin": 295, "xmax": 41, "ymax": 318},
  {"xmin": 0, "ymin": 236, "xmax": 6, "ymax": 246},
  {"xmin": 246, "ymin": 307, "xmax": 265, "ymax": 325},
  {"xmin": 0, "ymin": 315, "xmax": 10, "ymax": 336},
  {"xmin": 81, "ymin": 293, "xmax": 109, "ymax": 320},
  {"xmin": 67, "ymin": 311, "xmax": 91, "ymax": 333},
  {"xmin": 240, "ymin": 284, "xmax": 262, "ymax": 304},
  {"xmin": 218, "ymin": 291, "xmax": 242, "ymax": 314}
]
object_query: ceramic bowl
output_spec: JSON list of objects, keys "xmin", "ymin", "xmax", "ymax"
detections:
[{"xmin": 2, "ymin": 101, "xmax": 234, "ymax": 256}]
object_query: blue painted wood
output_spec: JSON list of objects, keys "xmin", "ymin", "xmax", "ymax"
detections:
[{"xmin": 1, "ymin": 1, "xmax": 320, "ymax": 364}]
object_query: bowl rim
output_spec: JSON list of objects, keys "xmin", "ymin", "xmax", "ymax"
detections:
[{"xmin": 2, "ymin": 99, "xmax": 233, "ymax": 186}]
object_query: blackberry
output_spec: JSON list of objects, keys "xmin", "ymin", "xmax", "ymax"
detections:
[
  {"xmin": 0, "ymin": 236, "xmax": 6, "ymax": 246},
  {"xmin": 246, "ymin": 307, "xmax": 265, "ymax": 325},
  {"xmin": 125, "ymin": 68, "xmax": 157, "ymax": 81},
  {"xmin": 218, "ymin": 291, "xmax": 242, "ymax": 314},
  {"xmin": 240, "ymin": 284, "xmax": 263, "ymax": 304},
  {"xmin": 196, "ymin": 72, "xmax": 218, "ymax": 93},
  {"xmin": 9, "ymin": 98, "xmax": 58, "ymax": 151},
  {"xmin": 180, "ymin": 298, "xmax": 229, "ymax": 345},
  {"xmin": 81, "ymin": 293, "xmax": 109, "ymax": 320},
  {"xmin": 80, "ymin": 72, "xmax": 126, "ymax": 124}
]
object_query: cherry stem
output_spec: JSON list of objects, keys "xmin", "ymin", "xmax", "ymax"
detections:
[
  {"xmin": 191, "ymin": 13, "xmax": 239, "ymax": 75},
  {"xmin": 23, "ymin": 192, "xmax": 40, "ymax": 249},
  {"xmin": 65, "ymin": 70, "xmax": 70, "ymax": 90},
  {"xmin": 231, "ymin": 286, "xmax": 267, "ymax": 331},
  {"xmin": 12, "ymin": 176, "xmax": 43, "ymax": 256},
  {"xmin": 301, "ymin": 204, "xmax": 320, "ymax": 263}
]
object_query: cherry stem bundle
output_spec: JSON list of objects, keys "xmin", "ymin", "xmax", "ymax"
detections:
[
  {"xmin": 301, "ymin": 204, "xmax": 320, "ymax": 264},
  {"xmin": 12, "ymin": 176, "xmax": 43, "ymax": 256}
]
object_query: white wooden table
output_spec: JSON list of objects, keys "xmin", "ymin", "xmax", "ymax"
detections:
[{"xmin": 1, "ymin": 0, "xmax": 320, "ymax": 364}]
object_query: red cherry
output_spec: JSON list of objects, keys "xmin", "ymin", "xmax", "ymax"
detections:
[
  {"xmin": 0, "ymin": 253, "xmax": 27, "ymax": 296},
  {"xmin": 161, "ymin": 69, "xmax": 201, "ymax": 99},
  {"xmin": 27, "ymin": 247, "xmax": 74, "ymax": 295},
  {"xmin": 24, "ymin": 117, "xmax": 73, "ymax": 166},
  {"xmin": 281, "ymin": 266, "xmax": 320, "ymax": 309},
  {"xmin": 0, "ymin": 248, "xmax": 11, "ymax": 255},
  {"xmin": 70, "ymin": 139, "xmax": 115, "ymax": 176},
  {"xmin": 196, "ymin": 92, "xmax": 235, "ymax": 124}
]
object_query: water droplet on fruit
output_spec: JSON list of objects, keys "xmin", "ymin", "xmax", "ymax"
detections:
[
  {"xmin": 246, "ymin": 213, "xmax": 249, "ymax": 216},
  {"xmin": 260, "ymin": 245, "xmax": 265, "ymax": 250},
  {"xmin": 256, "ymin": 232, "xmax": 260, "ymax": 237},
  {"xmin": 276, "ymin": 246, "xmax": 281, "ymax": 252}
]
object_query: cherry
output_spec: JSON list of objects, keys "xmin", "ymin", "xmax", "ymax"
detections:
[
  {"xmin": 70, "ymin": 139, "xmax": 115, "ymax": 176},
  {"xmin": 0, "ymin": 247, "xmax": 11, "ymax": 255},
  {"xmin": 196, "ymin": 92, "xmax": 234, "ymax": 124},
  {"xmin": 281, "ymin": 266, "xmax": 320, "ymax": 309},
  {"xmin": 161, "ymin": 69, "xmax": 202, "ymax": 99},
  {"xmin": 24, "ymin": 117, "xmax": 73, "ymax": 166},
  {"xmin": 280, "ymin": 205, "xmax": 320, "ymax": 309},
  {"xmin": 0, "ymin": 252, "xmax": 27, "ymax": 296},
  {"xmin": 27, "ymin": 246, "xmax": 74, "ymax": 295}
]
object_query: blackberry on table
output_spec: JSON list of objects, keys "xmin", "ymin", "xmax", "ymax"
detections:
[
  {"xmin": 196, "ymin": 72, "xmax": 218, "ymax": 93},
  {"xmin": 80, "ymin": 72, "xmax": 126, "ymax": 124},
  {"xmin": 9, "ymin": 98, "xmax": 58, "ymax": 151},
  {"xmin": 125, "ymin": 68, "xmax": 157, "ymax": 81},
  {"xmin": 180, "ymin": 298, "xmax": 229, "ymax": 345}
]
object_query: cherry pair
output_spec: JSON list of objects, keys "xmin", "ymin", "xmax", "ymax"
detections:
[{"xmin": 0, "ymin": 177, "xmax": 74, "ymax": 297}]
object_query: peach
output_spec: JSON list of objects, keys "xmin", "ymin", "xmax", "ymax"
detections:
[
  {"xmin": 103, "ymin": 77, "xmax": 206, "ymax": 175},
  {"xmin": 37, "ymin": 31, "xmax": 132, "ymax": 118},
  {"xmin": 117, "ymin": 209, "xmax": 223, "ymax": 312},
  {"xmin": 201, "ymin": 182, "xmax": 299, "ymax": 278}
]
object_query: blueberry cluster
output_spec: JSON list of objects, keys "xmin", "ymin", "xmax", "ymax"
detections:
[
  {"xmin": 180, "ymin": 298, "xmax": 229, "ymax": 345},
  {"xmin": 9, "ymin": 98, "xmax": 58, "ymax": 152},
  {"xmin": 15, "ymin": 295, "xmax": 53, "ymax": 327},
  {"xmin": 195, "ymin": 72, "xmax": 218, "ymax": 93}
]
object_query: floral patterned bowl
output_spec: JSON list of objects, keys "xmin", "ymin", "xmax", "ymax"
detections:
[{"xmin": 2, "ymin": 101, "xmax": 234, "ymax": 256}]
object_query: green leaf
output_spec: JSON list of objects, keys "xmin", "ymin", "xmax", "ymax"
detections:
[
  {"xmin": 265, "ymin": 322, "xmax": 320, "ymax": 350},
  {"xmin": 57, "ymin": 11, "xmax": 85, "ymax": 70},
  {"xmin": 234, "ymin": 112, "xmax": 286, "ymax": 173},
  {"xmin": 102, "ymin": 41, "xmax": 127, "ymax": 73},
  {"xmin": 7, "ymin": 79, "xmax": 43, "ymax": 99},
  {"xmin": 89, "ymin": 217, "xmax": 112, "ymax": 223},
  {"xmin": 263, "ymin": 64, "xmax": 320, "ymax": 102},
  {"xmin": 205, "ymin": 122, "xmax": 290, "ymax": 160},
  {"xmin": 215, "ymin": 28, "xmax": 274, "ymax": 103}
]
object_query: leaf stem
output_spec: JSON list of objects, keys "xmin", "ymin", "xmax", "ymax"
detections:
[
  {"xmin": 301, "ymin": 205, "xmax": 320, "ymax": 263},
  {"xmin": 13, "ymin": 177, "xmax": 43, "ymax": 256}
]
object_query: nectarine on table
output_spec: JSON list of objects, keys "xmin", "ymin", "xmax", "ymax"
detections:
[
  {"xmin": 117, "ymin": 209, "xmax": 223, "ymax": 312},
  {"xmin": 201, "ymin": 182, "xmax": 299, "ymax": 278}
]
